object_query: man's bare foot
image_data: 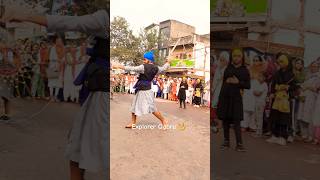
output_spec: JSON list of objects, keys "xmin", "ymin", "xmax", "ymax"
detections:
[
  {"xmin": 125, "ymin": 123, "xmax": 135, "ymax": 128},
  {"xmin": 161, "ymin": 119, "xmax": 169, "ymax": 130},
  {"xmin": 161, "ymin": 119, "xmax": 169, "ymax": 126}
]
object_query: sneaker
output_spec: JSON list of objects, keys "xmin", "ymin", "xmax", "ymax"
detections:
[
  {"xmin": 235, "ymin": 144, "xmax": 246, "ymax": 152},
  {"xmin": 220, "ymin": 141, "xmax": 230, "ymax": 150},
  {"xmin": 277, "ymin": 138, "xmax": 287, "ymax": 146},
  {"xmin": 287, "ymin": 136, "xmax": 294, "ymax": 143},
  {"xmin": 266, "ymin": 136, "xmax": 278, "ymax": 143}
]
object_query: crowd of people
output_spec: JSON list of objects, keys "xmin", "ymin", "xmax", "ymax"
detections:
[
  {"xmin": 111, "ymin": 74, "xmax": 210, "ymax": 108},
  {"xmin": 212, "ymin": 48, "xmax": 320, "ymax": 149},
  {"xmin": 0, "ymin": 35, "xmax": 89, "ymax": 104}
]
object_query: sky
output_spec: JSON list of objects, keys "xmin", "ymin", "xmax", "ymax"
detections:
[
  {"xmin": 270, "ymin": 0, "xmax": 320, "ymax": 65},
  {"xmin": 110, "ymin": 0, "xmax": 210, "ymax": 35}
]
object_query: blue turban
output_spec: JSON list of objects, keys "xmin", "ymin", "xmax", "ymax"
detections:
[{"xmin": 144, "ymin": 51, "xmax": 155, "ymax": 62}]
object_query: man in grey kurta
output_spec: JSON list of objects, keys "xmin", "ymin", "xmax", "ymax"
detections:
[
  {"xmin": 48, "ymin": 10, "xmax": 109, "ymax": 176},
  {"xmin": 113, "ymin": 51, "xmax": 170, "ymax": 129},
  {"xmin": 1, "ymin": 7, "xmax": 109, "ymax": 179}
]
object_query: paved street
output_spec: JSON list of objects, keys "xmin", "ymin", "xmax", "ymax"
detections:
[
  {"xmin": 0, "ymin": 98, "xmax": 104, "ymax": 180},
  {"xmin": 110, "ymin": 94, "xmax": 210, "ymax": 180},
  {"xmin": 1, "ymin": 94, "xmax": 318, "ymax": 180},
  {"xmin": 0, "ymin": 94, "xmax": 210, "ymax": 180},
  {"xmin": 213, "ymin": 130, "xmax": 320, "ymax": 180}
]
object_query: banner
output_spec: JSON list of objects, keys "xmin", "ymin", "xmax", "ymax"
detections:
[
  {"xmin": 170, "ymin": 59, "xmax": 195, "ymax": 68},
  {"xmin": 211, "ymin": 0, "xmax": 268, "ymax": 17}
]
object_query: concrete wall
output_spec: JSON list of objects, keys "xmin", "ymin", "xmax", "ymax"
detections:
[
  {"xmin": 170, "ymin": 20, "xmax": 195, "ymax": 38},
  {"xmin": 159, "ymin": 20, "xmax": 195, "ymax": 39}
]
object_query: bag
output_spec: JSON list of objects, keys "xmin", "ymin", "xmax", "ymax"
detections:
[{"xmin": 272, "ymin": 90, "xmax": 290, "ymax": 113}]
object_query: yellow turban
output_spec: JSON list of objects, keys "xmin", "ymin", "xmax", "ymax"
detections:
[
  {"xmin": 232, "ymin": 48, "xmax": 243, "ymax": 57},
  {"xmin": 278, "ymin": 55, "xmax": 289, "ymax": 67}
]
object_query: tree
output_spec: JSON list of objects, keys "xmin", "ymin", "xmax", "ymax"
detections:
[
  {"xmin": 110, "ymin": 16, "xmax": 142, "ymax": 65},
  {"xmin": 72, "ymin": 0, "xmax": 109, "ymax": 15},
  {"xmin": 111, "ymin": 16, "xmax": 166, "ymax": 66},
  {"xmin": 138, "ymin": 28, "xmax": 165, "ymax": 66}
]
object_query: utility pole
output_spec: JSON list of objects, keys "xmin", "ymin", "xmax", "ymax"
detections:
[
  {"xmin": 266, "ymin": 0, "xmax": 273, "ymax": 51},
  {"xmin": 168, "ymin": 37, "xmax": 180, "ymax": 57},
  {"xmin": 203, "ymin": 45, "xmax": 207, "ymax": 77},
  {"xmin": 298, "ymin": 0, "xmax": 305, "ymax": 47}
]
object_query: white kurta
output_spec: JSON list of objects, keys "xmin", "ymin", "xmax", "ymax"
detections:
[
  {"xmin": 297, "ymin": 74, "xmax": 320, "ymax": 123},
  {"xmin": 48, "ymin": 46, "xmax": 63, "ymax": 89},
  {"xmin": 252, "ymin": 79, "xmax": 268, "ymax": 107},
  {"xmin": 243, "ymin": 79, "xmax": 255, "ymax": 112}
]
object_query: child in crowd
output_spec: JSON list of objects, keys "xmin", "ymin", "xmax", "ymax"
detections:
[
  {"xmin": 252, "ymin": 73, "xmax": 268, "ymax": 137},
  {"xmin": 267, "ymin": 53, "xmax": 296, "ymax": 146}
]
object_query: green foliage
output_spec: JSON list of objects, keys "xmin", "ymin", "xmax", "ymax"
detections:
[
  {"xmin": 111, "ymin": 16, "xmax": 164, "ymax": 66},
  {"xmin": 211, "ymin": 0, "xmax": 267, "ymax": 13},
  {"xmin": 239, "ymin": 0, "xmax": 267, "ymax": 13},
  {"xmin": 138, "ymin": 28, "xmax": 165, "ymax": 66},
  {"xmin": 68, "ymin": 0, "xmax": 110, "ymax": 15},
  {"xmin": 110, "ymin": 16, "xmax": 142, "ymax": 65}
]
